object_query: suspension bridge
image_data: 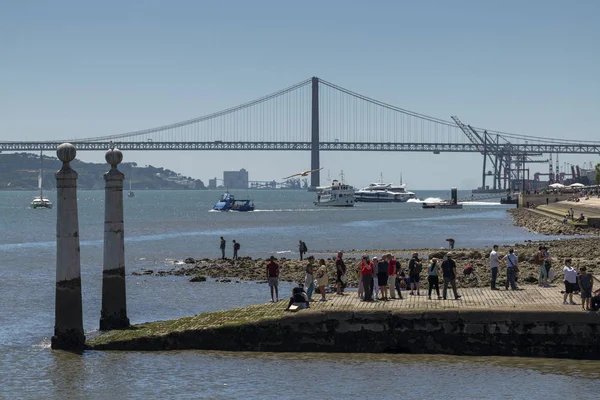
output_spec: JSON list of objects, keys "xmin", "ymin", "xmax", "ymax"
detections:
[{"xmin": 2, "ymin": 77, "xmax": 599, "ymax": 189}]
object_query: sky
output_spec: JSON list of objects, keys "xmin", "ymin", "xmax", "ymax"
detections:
[{"xmin": 1, "ymin": 0, "xmax": 599, "ymax": 190}]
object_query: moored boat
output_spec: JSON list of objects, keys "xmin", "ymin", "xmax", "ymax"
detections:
[{"xmin": 212, "ymin": 192, "xmax": 255, "ymax": 211}]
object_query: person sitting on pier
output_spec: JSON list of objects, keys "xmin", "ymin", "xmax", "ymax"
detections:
[
  {"xmin": 286, "ymin": 284, "xmax": 310, "ymax": 311},
  {"xmin": 590, "ymin": 288, "xmax": 600, "ymax": 311},
  {"xmin": 576, "ymin": 213, "xmax": 585, "ymax": 223}
]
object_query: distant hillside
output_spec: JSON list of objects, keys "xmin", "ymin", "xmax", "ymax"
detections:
[{"xmin": 0, "ymin": 153, "xmax": 205, "ymax": 190}]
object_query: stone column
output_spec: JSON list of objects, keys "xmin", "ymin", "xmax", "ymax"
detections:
[
  {"xmin": 100, "ymin": 147, "xmax": 130, "ymax": 330},
  {"xmin": 52, "ymin": 143, "xmax": 85, "ymax": 351}
]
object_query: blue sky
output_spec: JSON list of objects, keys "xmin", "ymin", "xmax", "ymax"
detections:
[{"xmin": 1, "ymin": 0, "xmax": 598, "ymax": 189}]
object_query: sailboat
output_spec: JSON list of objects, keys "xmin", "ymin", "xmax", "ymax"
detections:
[
  {"xmin": 127, "ymin": 165, "xmax": 135, "ymax": 197},
  {"xmin": 31, "ymin": 150, "xmax": 53, "ymax": 209}
]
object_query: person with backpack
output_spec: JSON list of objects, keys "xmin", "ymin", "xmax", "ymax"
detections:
[
  {"xmin": 232, "ymin": 240, "xmax": 240, "ymax": 260},
  {"xmin": 408, "ymin": 252, "xmax": 422, "ymax": 296},
  {"xmin": 298, "ymin": 240, "xmax": 307, "ymax": 260}
]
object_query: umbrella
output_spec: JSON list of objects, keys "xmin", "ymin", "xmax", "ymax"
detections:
[
  {"xmin": 549, "ymin": 183, "xmax": 565, "ymax": 188},
  {"xmin": 569, "ymin": 183, "xmax": 585, "ymax": 187}
]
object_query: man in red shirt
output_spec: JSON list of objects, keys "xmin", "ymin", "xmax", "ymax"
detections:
[
  {"xmin": 387, "ymin": 254, "xmax": 400, "ymax": 299},
  {"xmin": 266, "ymin": 256, "xmax": 280, "ymax": 302}
]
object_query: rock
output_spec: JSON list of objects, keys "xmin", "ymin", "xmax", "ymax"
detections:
[
  {"xmin": 429, "ymin": 251, "xmax": 446, "ymax": 259},
  {"xmin": 141, "ymin": 270, "xmax": 153, "ymax": 275},
  {"xmin": 184, "ymin": 257, "xmax": 196, "ymax": 264},
  {"xmin": 189, "ymin": 275, "xmax": 207, "ymax": 282}
]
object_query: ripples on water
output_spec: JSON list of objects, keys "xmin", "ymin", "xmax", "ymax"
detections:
[{"xmin": 1, "ymin": 190, "xmax": 599, "ymax": 398}]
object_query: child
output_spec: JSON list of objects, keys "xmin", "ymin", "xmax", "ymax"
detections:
[{"xmin": 578, "ymin": 266, "xmax": 593, "ymax": 311}]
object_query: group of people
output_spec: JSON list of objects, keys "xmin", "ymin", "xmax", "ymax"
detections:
[
  {"xmin": 356, "ymin": 252, "xmax": 462, "ymax": 301},
  {"xmin": 488, "ymin": 244, "xmax": 600, "ymax": 311},
  {"xmin": 266, "ymin": 250, "xmax": 347, "ymax": 308},
  {"xmin": 219, "ymin": 237, "xmax": 241, "ymax": 260},
  {"xmin": 262, "ymin": 238, "xmax": 599, "ymax": 312}
]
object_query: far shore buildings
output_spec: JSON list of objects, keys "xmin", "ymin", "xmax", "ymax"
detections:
[{"xmin": 223, "ymin": 169, "xmax": 249, "ymax": 189}]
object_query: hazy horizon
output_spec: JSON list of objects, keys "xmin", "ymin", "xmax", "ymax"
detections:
[{"xmin": 1, "ymin": 0, "xmax": 598, "ymax": 190}]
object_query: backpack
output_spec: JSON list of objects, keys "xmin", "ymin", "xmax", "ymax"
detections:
[
  {"xmin": 414, "ymin": 261, "xmax": 422, "ymax": 275},
  {"xmin": 301, "ymin": 241, "xmax": 308, "ymax": 252},
  {"xmin": 234, "ymin": 242, "xmax": 240, "ymax": 250}
]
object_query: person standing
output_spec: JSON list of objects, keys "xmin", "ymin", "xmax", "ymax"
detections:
[
  {"xmin": 408, "ymin": 253, "xmax": 422, "ymax": 296},
  {"xmin": 219, "ymin": 236, "xmax": 226, "ymax": 259},
  {"xmin": 232, "ymin": 240, "xmax": 240, "ymax": 260},
  {"xmin": 266, "ymin": 256, "xmax": 279, "ymax": 302},
  {"xmin": 316, "ymin": 259, "xmax": 329, "ymax": 302},
  {"xmin": 535, "ymin": 246, "xmax": 548, "ymax": 287},
  {"xmin": 335, "ymin": 251, "xmax": 347, "ymax": 295},
  {"xmin": 298, "ymin": 240, "xmax": 307, "ymax": 261},
  {"xmin": 394, "ymin": 258, "xmax": 404, "ymax": 299},
  {"xmin": 563, "ymin": 259, "xmax": 577, "ymax": 305},
  {"xmin": 502, "ymin": 248, "xmax": 519, "ymax": 290},
  {"xmin": 372, "ymin": 256, "xmax": 379, "ymax": 300},
  {"xmin": 356, "ymin": 257, "xmax": 365, "ymax": 299},
  {"xmin": 304, "ymin": 255, "xmax": 315, "ymax": 301},
  {"xmin": 578, "ymin": 266, "xmax": 593, "ymax": 311},
  {"xmin": 387, "ymin": 254, "xmax": 398, "ymax": 299},
  {"xmin": 543, "ymin": 246, "xmax": 553, "ymax": 286},
  {"xmin": 441, "ymin": 253, "xmax": 461, "ymax": 300},
  {"xmin": 427, "ymin": 258, "xmax": 442, "ymax": 300},
  {"xmin": 489, "ymin": 245, "xmax": 501, "ymax": 290},
  {"xmin": 377, "ymin": 254, "xmax": 389, "ymax": 301},
  {"xmin": 361, "ymin": 256, "xmax": 374, "ymax": 301}
]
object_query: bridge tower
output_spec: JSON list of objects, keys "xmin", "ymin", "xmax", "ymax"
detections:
[{"xmin": 310, "ymin": 76, "xmax": 320, "ymax": 189}]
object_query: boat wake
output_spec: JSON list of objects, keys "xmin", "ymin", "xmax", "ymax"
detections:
[
  {"xmin": 407, "ymin": 197, "xmax": 444, "ymax": 204},
  {"xmin": 460, "ymin": 201, "xmax": 502, "ymax": 206}
]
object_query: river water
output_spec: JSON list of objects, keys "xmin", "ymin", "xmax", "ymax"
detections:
[{"xmin": 1, "ymin": 189, "xmax": 599, "ymax": 399}]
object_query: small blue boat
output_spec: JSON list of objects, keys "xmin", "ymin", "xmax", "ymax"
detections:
[{"xmin": 212, "ymin": 192, "xmax": 255, "ymax": 211}]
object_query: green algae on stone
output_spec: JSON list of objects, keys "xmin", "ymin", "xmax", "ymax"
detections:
[{"xmin": 86, "ymin": 302, "xmax": 287, "ymax": 348}]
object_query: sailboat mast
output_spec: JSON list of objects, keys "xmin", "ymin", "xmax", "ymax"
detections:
[{"xmin": 39, "ymin": 149, "xmax": 43, "ymax": 199}]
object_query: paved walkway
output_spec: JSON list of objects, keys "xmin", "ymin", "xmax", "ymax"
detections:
[{"xmin": 306, "ymin": 285, "xmax": 588, "ymax": 313}]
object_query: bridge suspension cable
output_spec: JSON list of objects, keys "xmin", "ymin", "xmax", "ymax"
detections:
[{"xmin": 69, "ymin": 78, "xmax": 312, "ymax": 142}]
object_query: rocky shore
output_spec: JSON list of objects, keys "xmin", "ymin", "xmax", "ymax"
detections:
[
  {"xmin": 507, "ymin": 208, "xmax": 600, "ymax": 236},
  {"xmin": 135, "ymin": 236, "xmax": 600, "ymax": 289}
]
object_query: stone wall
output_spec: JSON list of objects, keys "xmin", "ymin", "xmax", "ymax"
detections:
[
  {"xmin": 519, "ymin": 193, "xmax": 575, "ymax": 208},
  {"xmin": 88, "ymin": 310, "xmax": 600, "ymax": 359}
]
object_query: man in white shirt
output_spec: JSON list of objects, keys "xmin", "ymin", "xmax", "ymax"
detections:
[
  {"xmin": 502, "ymin": 248, "xmax": 519, "ymax": 290},
  {"xmin": 489, "ymin": 245, "xmax": 501, "ymax": 290},
  {"xmin": 563, "ymin": 259, "xmax": 578, "ymax": 305}
]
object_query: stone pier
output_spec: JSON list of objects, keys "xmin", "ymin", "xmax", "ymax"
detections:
[
  {"xmin": 99, "ymin": 147, "xmax": 130, "ymax": 331},
  {"xmin": 87, "ymin": 285, "xmax": 600, "ymax": 359},
  {"xmin": 52, "ymin": 143, "xmax": 85, "ymax": 352}
]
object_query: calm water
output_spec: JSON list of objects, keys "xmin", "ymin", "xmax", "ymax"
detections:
[{"xmin": 1, "ymin": 189, "xmax": 598, "ymax": 399}]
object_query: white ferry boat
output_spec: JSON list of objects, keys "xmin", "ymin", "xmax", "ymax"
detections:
[
  {"xmin": 355, "ymin": 182, "xmax": 417, "ymax": 203},
  {"xmin": 314, "ymin": 179, "xmax": 355, "ymax": 207}
]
